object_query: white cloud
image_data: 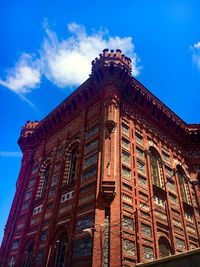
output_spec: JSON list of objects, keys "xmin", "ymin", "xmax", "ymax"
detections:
[
  {"xmin": 42, "ymin": 22, "xmax": 139, "ymax": 87},
  {"xmin": 190, "ymin": 42, "xmax": 200, "ymax": 70},
  {"xmin": 0, "ymin": 54, "xmax": 41, "ymax": 94},
  {"xmin": 0, "ymin": 151, "xmax": 22, "ymax": 157},
  {"xmin": 0, "ymin": 22, "xmax": 140, "ymax": 99},
  {"xmin": 194, "ymin": 42, "xmax": 200, "ymax": 49}
]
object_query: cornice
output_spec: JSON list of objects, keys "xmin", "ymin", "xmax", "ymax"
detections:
[{"xmin": 18, "ymin": 49, "xmax": 200, "ymax": 152}]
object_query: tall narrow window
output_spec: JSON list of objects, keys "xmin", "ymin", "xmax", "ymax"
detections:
[
  {"xmin": 158, "ymin": 237, "xmax": 171, "ymax": 258},
  {"xmin": 68, "ymin": 147, "xmax": 79, "ymax": 184},
  {"xmin": 23, "ymin": 243, "xmax": 34, "ymax": 267},
  {"xmin": 41, "ymin": 166, "xmax": 50, "ymax": 198},
  {"xmin": 177, "ymin": 166, "xmax": 188, "ymax": 203},
  {"xmin": 149, "ymin": 148, "xmax": 163, "ymax": 188},
  {"xmin": 54, "ymin": 236, "xmax": 67, "ymax": 267}
]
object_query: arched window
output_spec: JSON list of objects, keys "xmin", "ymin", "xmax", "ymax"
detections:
[
  {"xmin": 41, "ymin": 166, "xmax": 50, "ymax": 198},
  {"xmin": 54, "ymin": 236, "xmax": 67, "ymax": 267},
  {"xmin": 158, "ymin": 237, "xmax": 171, "ymax": 258},
  {"xmin": 23, "ymin": 242, "xmax": 34, "ymax": 267},
  {"xmin": 177, "ymin": 166, "xmax": 188, "ymax": 203},
  {"xmin": 68, "ymin": 147, "xmax": 79, "ymax": 184},
  {"xmin": 62, "ymin": 143, "xmax": 80, "ymax": 186},
  {"xmin": 36, "ymin": 158, "xmax": 51, "ymax": 199},
  {"xmin": 149, "ymin": 147, "xmax": 163, "ymax": 187}
]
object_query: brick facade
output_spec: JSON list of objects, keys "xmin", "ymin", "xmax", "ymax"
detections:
[{"xmin": 0, "ymin": 49, "xmax": 200, "ymax": 267}]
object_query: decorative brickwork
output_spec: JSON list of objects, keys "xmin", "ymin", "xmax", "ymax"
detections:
[{"xmin": 1, "ymin": 49, "xmax": 200, "ymax": 267}]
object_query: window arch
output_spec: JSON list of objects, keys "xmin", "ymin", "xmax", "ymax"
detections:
[
  {"xmin": 54, "ymin": 235, "xmax": 67, "ymax": 267},
  {"xmin": 158, "ymin": 237, "xmax": 171, "ymax": 258},
  {"xmin": 149, "ymin": 147, "xmax": 163, "ymax": 187},
  {"xmin": 62, "ymin": 143, "xmax": 80, "ymax": 186},
  {"xmin": 177, "ymin": 165, "xmax": 188, "ymax": 203},
  {"xmin": 23, "ymin": 242, "xmax": 34, "ymax": 267},
  {"xmin": 36, "ymin": 157, "xmax": 51, "ymax": 199}
]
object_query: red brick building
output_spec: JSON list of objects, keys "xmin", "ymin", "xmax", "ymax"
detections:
[{"xmin": 1, "ymin": 49, "xmax": 200, "ymax": 267}]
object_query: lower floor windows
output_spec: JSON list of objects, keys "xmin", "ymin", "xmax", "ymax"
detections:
[
  {"xmin": 142, "ymin": 246, "xmax": 154, "ymax": 261},
  {"xmin": 158, "ymin": 237, "xmax": 171, "ymax": 258},
  {"xmin": 176, "ymin": 237, "xmax": 186, "ymax": 250},
  {"xmin": 54, "ymin": 236, "xmax": 67, "ymax": 267},
  {"xmin": 123, "ymin": 239, "xmax": 135, "ymax": 256}
]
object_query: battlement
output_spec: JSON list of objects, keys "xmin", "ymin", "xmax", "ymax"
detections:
[
  {"xmin": 20, "ymin": 121, "xmax": 39, "ymax": 137},
  {"xmin": 91, "ymin": 49, "xmax": 132, "ymax": 75}
]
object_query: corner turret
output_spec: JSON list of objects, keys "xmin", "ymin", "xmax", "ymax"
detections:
[
  {"xmin": 91, "ymin": 49, "xmax": 132, "ymax": 77},
  {"xmin": 18, "ymin": 121, "xmax": 39, "ymax": 152}
]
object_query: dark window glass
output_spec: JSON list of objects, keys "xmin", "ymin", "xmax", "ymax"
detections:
[
  {"xmin": 149, "ymin": 148, "xmax": 163, "ymax": 187},
  {"xmin": 159, "ymin": 237, "xmax": 171, "ymax": 258},
  {"xmin": 23, "ymin": 243, "xmax": 34, "ymax": 267},
  {"xmin": 177, "ymin": 166, "xmax": 188, "ymax": 203},
  {"xmin": 68, "ymin": 147, "xmax": 79, "ymax": 183},
  {"xmin": 54, "ymin": 236, "xmax": 67, "ymax": 267}
]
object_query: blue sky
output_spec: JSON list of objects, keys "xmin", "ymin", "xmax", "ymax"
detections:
[{"xmin": 0, "ymin": 0, "xmax": 200, "ymax": 244}]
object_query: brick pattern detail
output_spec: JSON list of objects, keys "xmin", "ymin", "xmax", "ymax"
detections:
[
  {"xmin": 62, "ymin": 138, "xmax": 80, "ymax": 186},
  {"xmin": 35, "ymin": 156, "xmax": 52, "ymax": 199}
]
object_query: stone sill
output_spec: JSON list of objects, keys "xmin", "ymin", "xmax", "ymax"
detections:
[{"xmin": 136, "ymin": 248, "xmax": 200, "ymax": 267}]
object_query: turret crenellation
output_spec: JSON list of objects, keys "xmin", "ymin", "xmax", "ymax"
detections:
[
  {"xmin": 91, "ymin": 48, "xmax": 132, "ymax": 75},
  {"xmin": 20, "ymin": 121, "xmax": 39, "ymax": 138}
]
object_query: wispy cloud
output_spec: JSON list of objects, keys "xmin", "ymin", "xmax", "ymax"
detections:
[
  {"xmin": 0, "ymin": 54, "xmax": 41, "ymax": 94},
  {"xmin": 190, "ymin": 42, "xmax": 200, "ymax": 70},
  {"xmin": 0, "ymin": 151, "xmax": 22, "ymax": 157},
  {"xmin": 0, "ymin": 22, "xmax": 140, "ymax": 103}
]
